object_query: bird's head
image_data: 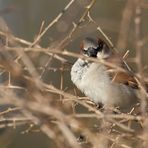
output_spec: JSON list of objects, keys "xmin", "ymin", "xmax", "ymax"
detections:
[{"xmin": 80, "ymin": 37, "xmax": 112, "ymax": 59}]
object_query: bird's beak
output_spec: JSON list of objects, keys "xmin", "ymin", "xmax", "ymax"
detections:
[{"xmin": 83, "ymin": 47, "xmax": 97, "ymax": 57}]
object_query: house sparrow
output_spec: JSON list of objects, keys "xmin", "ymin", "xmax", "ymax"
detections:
[{"xmin": 71, "ymin": 37, "xmax": 139, "ymax": 109}]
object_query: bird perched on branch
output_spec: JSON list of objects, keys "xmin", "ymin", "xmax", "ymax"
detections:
[{"xmin": 71, "ymin": 37, "xmax": 140, "ymax": 109}]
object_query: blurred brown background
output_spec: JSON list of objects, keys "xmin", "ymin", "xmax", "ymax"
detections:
[{"xmin": 0, "ymin": 0, "xmax": 148, "ymax": 147}]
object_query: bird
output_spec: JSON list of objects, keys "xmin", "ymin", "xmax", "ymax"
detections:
[{"xmin": 71, "ymin": 37, "xmax": 140, "ymax": 110}]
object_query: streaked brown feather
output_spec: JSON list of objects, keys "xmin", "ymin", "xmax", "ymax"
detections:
[{"xmin": 105, "ymin": 54, "xmax": 139, "ymax": 89}]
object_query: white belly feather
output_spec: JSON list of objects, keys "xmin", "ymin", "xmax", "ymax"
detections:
[{"xmin": 71, "ymin": 59, "xmax": 137, "ymax": 108}]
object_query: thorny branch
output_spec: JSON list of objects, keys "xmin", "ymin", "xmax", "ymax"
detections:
[{"xmin": 0, "ymin": 0, "xmax": 148, "ymax": 148}]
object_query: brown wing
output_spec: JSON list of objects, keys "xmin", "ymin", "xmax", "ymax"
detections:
[
  {"xmin": 105, "ymin": 54, "xmax": 138, "ymax": 89},
  {"xmin": 110, "ymin": 71, "xmax": 138, "ymax": 89}
]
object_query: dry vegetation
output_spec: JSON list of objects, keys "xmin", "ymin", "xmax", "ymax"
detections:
[{"xmin": 0, "ymin": 0, "xmax": 148, "ymax": 148}]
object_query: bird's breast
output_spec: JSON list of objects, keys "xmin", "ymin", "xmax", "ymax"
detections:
[{"xmin": 71, "ymin": 59, "xmax": 137, "ymax": 108}]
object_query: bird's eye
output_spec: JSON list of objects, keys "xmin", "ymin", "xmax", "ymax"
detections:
[
  {"xmin": 82, "ymin": 49, "xmax": 87, "ymax": 54},
  {"xmin": 96, "ymin": 41, "xmax": 104, "ymax": 52}
]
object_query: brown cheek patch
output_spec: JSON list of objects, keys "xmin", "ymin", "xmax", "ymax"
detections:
[{"xmin": 80, "ymin": 42, "xmax": 84, "ymax": 52}]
